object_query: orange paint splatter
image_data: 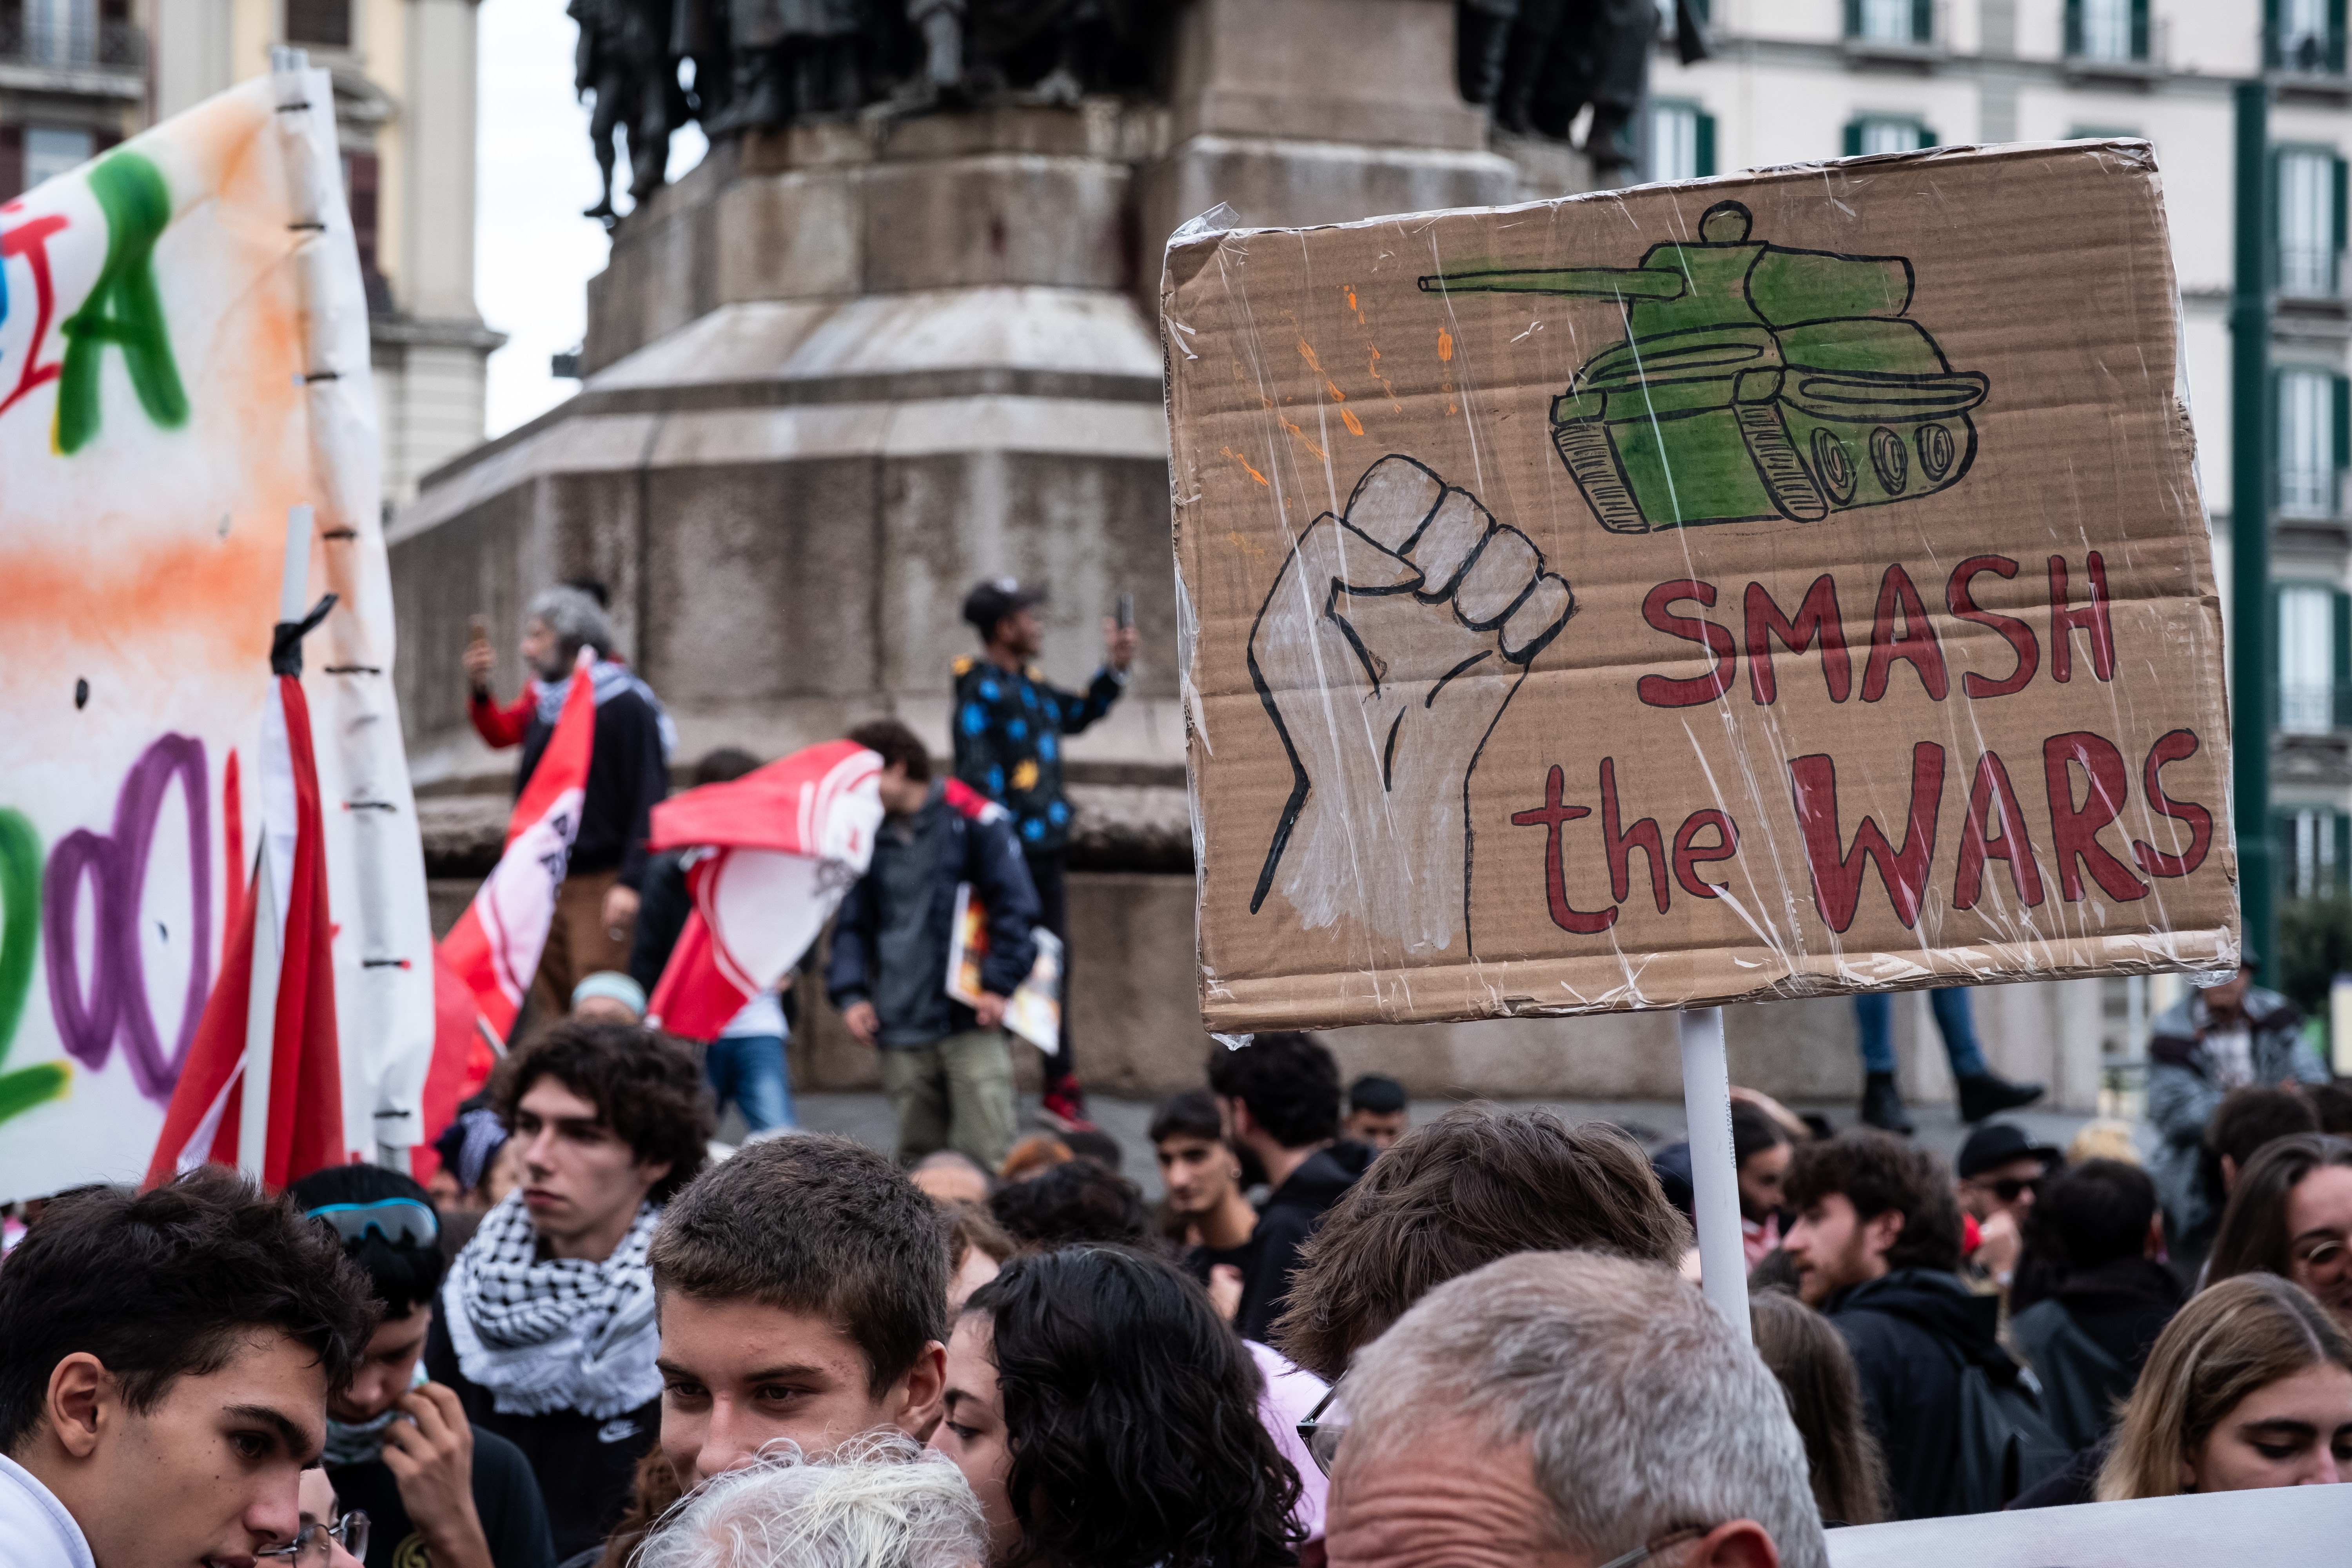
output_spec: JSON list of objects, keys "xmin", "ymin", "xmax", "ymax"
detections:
[
  {"xmin": 1340, "ymin": 407, "xmax": 1364, "ymax": 437},
  {"xmin": 1220, "ymin": 445, "xmax": 1270, "ymax": 486},
  {"xmin": 1437, "ymin": 328, "xmax": 1454, "ymax": 362}
]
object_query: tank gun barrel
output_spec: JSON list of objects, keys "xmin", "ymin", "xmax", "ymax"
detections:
[{"xmin": 1416, "ymin": 266, "xmax": 1689, "ymax": 301}]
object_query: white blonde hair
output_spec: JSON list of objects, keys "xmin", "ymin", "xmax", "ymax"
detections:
[{"xmin": 632, "ymin": 1434, "xmax": 985, "ymax": 1568}]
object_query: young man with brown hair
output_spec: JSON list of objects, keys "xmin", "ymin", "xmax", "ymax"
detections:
[
  {"xmin": 1269, "ymin": 1105, "xmax": 1691, "ymax": 1381},
  {"xmin": 1151, "ymin": 1088, "xmax": 1257, "ymax": 1321},
  {"xmin": 829, "ymin": 717, "xmax": 1040, "ymax": 1171},
  {"xmin": 647, "ymin": 1133, "xmax": 949, "ymax": 1488},
  {"xmin": 1783, "ymin": 1131, "xmax": 2052, "ymax": 1518},
  {"xmin": 427, "ymin": 1021, "xmax": 711, "ymax": 1561},
  {"xmin": 0, "ymin": 1168, "xmax": 378, "ymax": 1568}
]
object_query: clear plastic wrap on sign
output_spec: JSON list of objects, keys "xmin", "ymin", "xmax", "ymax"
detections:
[{"xmin": 1163, "ymin": 141, "xmax": 2238, "ymax": 1033}]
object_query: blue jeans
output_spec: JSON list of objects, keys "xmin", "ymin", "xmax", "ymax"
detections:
[
  {"xmin": 708, "ymin": 1034, "xmax": 793, "ymax": 1133},
  {"xmin": 1855, "ymin": 988, "xmax": 1989, "ymax": 1080}
]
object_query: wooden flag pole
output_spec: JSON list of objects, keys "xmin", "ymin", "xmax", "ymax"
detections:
[{"xmin": 1679, "ymin": 1005, "xmax": 1751, "ymax": 1344}]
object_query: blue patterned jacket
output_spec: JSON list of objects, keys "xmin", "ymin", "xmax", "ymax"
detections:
[{"xmin": 950, "ymin": 654, "xmax": 1123, "ymax": 855}]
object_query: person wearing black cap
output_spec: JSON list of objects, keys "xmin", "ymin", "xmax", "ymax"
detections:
[
  {"xmin": 1953, "ymin": 1122, "xmax": 2060, "ymax": 1292},
  {"xmin": 2147, "ymin": 954, "xmax": 2328, "ymax": 1283},
  {"xmin": 288, "ymin": 1164, "xmax": 557, "ymax": 1568},
  {"xmin": 951, "ymin": 575, "xmax": 1138, "ymax": 1129}
]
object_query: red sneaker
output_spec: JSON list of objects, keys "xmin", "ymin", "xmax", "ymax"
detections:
[{"xmin": 1040, "ymin": 1077, "xmax": 1095, "ymax": 1132}]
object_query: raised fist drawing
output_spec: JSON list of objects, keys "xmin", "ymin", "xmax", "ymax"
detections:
[{"xmin": 1247, "ymin": 455, "xmax": 1575, "ymax": 957}]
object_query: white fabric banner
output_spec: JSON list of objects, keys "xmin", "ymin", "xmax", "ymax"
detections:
[{"xmin": 0, "ymin": 65, "xmax": 433, "ymax": 1200}]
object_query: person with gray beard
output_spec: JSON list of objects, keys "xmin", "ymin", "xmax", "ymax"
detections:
[{"xmin": 1321, "ymin": 1251, "xmax": 1827, "ymax": 1568}]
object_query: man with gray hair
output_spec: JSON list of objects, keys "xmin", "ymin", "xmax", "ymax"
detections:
[
  {"xmin": 1326, "ymin": 1252, "xmax": 1826, "ymax": 1568},
  {"xmin": 633, "ymin": 1434, "xmax": 984, "ymax": 1568},
  {"xmin": 465, "ymin": 581, "xmax": 675, "ymax": 1020}
]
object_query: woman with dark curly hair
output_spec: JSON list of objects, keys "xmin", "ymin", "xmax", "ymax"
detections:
[{"xmin": 929, "ymin": 1246, "xmax": 1304, "ymax": 1568}]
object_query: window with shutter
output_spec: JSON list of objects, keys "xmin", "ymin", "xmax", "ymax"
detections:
[
  {"xmin": 1695, "ymin": 111, "xmax": 1716, "ymax": 178},
  {"xmin": 2280, "ymin": 0, "xmax": 2334, "ymax": 69},
  {"xmin": 1652, "ymin": 103, "xmax": 1700, "ymax": 183},
  {"xmin": 2078, "ymin": 0, "xmax": 2134, "ymax": 60},
  {"xmin": 2279, "ymin": 147, "xmax": 2336, "ymax": 294},
  {"xmin": 1855, "ymin": 0, "xmax": 1913, "ymax": 43},
  {"xmin": 285, "ymin": 0, "xmax": 350, "ymax": 49},
  {"xmin": 2334, "ymin": 587, "xmax": 2352, "ymax": 730},
  {"xmin": 1851, "ymin": 118, "xmax": 1924, "ymax": 157},
  {"xmin": 2282, "ymin": 369, "xmax": 2334, "ymax": 517},
  {"xmin": 2281, "ymin": 583, "xmax": 2337, "ymax": 733}
]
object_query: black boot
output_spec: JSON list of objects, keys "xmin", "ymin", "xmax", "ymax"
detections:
[
  {"xmin": 1860, "ymin": 1071, "xmax": 1913, "ymax": 1134},
  {"xmin": 1957, "ymin": 1072, "xmax": 2045, "ymax": 1123}
]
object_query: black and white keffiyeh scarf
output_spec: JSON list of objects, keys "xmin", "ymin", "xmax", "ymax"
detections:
[{"xmin": 441, "ymin": 1192, "xmax": 663, "ymax": 1420}]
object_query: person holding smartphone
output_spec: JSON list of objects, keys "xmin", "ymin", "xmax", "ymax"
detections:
[{"xmin": 949, "ymin": 577, "xmax": 1137, "ymax": 1130}]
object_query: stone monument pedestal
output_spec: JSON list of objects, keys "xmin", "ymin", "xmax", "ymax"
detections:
[{"xmin": 395, "ymin": 0, "xmax": 2100, "ymax": 1109}]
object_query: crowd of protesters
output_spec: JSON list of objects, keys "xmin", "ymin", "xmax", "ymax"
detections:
[
  {"xmin": 6, "ymin": 1003, "xmax": 2352, "ymax": 1568},
  {"xmin": 8, "ymin": 581, "xmax": 2352, "ymax": 1568}
]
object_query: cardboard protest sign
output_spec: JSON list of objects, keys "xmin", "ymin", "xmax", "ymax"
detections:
[
  {"xmin": 0, "ymin": 67, "xmax": 432, "ymax": 1201},
  {"xmin": 1165, "ymin": 141, "xmax": 2236, "ymax": 1031}
]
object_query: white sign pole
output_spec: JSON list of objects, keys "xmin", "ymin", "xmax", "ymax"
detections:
[{"xmin": 1679, "ymin": 1005, "xmax": 1751, "ymax": 1344}]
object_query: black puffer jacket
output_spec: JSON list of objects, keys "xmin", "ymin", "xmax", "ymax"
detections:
[{"xmin": 1826, "ymin": 1267, "xmax": 2029, "ymax": 1520}]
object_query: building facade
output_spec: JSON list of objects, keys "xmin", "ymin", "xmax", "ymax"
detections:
[
  {"xmin": 0, "ymin": 0, "xmax": 500, "ymax": 505},
  {"xmin": 1653, "ymin": 3, "xmax": 2352, "ymax": 1063}
]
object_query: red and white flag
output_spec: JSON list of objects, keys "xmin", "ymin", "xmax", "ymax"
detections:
[
  {"xmin": 146, "ymin": 667, "xmax": 344, "ymax": 1189},
  {"xmin": 646, "ymin": 740, "xmax": 885, "ymax": 1041},
  {"xmin": 436, "ymin": 650, "xmax": 599, "ymax": 1064}
]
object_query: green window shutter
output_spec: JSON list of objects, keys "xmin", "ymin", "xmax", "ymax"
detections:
[
  {"xmin": 2273, "ymin": 367, "xmax": 2286, "ymax": 510},
  {"xmin": 2334, "ymin": 155, "xmax": 2348, "ymax": 292},
  {"xmin": 1911, "ymin": 0, "xmax": 1933, "ymax": 42},
  {"xmin": 2272, "ymin": 150, "xmax": 2286, "ymax": 289},
  {"xmin": 2334, "ymin": 373, "xmax": 2350, "ymax": 479},
  {"xmin": 2065, "ymin": 0, "xmax": 2083, "ymax": 55},
  {"xmin": 2334, "ymin": 0, "xmax": 2349, "ymax": 72},
  {"xmin": 1844, "ymin": 0, "xmax": 1861, "ymax": 38},
  {"xmin": 1918, "ymin": 123, "xmax": 1939, "ymax": 151},
  {"xmin": 2337, "ymin": 811, "xmax": 2352, "ymax": 893},
  {"xmin": 2131, "ymin": 0, "xmax": 2150, "ymax": 59},
  {"xmin": 2334, "ymin": 590, "xmax": 2351, "ymax": 727},
  {"xmin": 2269, "ymin": 0, "xmax": 2285, "ymax": 67},
  {"xmin": 1695, "ymin": 112, "xmax": 1717, "ymax": 178},
  {"xmin": 1843, "ymin": 122, "xmax": 1862, "ymax": 158}
]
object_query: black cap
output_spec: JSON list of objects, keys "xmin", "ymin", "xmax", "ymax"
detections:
[
  {"xmin": 962, "ymin": 576, "xmax": 1045, "ymax": 634},
  {"xmin": 1956, "ymin": 1121, "xmax": 2062, "ymax": 1181}
]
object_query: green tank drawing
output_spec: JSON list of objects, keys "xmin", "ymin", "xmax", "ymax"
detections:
[{"xmin": 1418, "ymin": 200, "xmax": 1990, "ymax": 533}]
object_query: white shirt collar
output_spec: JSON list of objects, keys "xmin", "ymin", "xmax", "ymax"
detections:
[{"xmin": 0, "ymin": 1452, "xmax": 97, "ymax": 1568}]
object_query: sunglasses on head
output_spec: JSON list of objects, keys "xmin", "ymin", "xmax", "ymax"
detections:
[{"xmin": 304, "ymin": 1198, "xmax": 439, "ymax": 1249}]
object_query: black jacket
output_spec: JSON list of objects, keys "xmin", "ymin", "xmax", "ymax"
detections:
[
  {"xmin": 2008, "ymin": 1258, "xmax": 2182, "ymax": 1454},
  {"xmin": 330, "ymin": 1423, "xmax": 557, "ymax": 1568},
  {"xmin": 1236, "ymin": 1140, "xmax": 1378, "ymax": 1343},
  {"xmin": 517, "ymin": 688, "xmax": 668, "ymax": 888},
  {"xmin": 826, "ymin": 787, "xmax": 1040, "ymax": 1034},
  {"xmin": 424, "ymin": 1311, "xmax": 661, "ymax": 1562},
  {"xmin": 1826, "ymin": 1267, "xmax": 2028, "ymax": 1521}
]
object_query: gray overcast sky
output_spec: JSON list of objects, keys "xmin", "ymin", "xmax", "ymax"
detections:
[{"xmin": 475, "ymin": 0, "xmax": 705, "ymax": 437}]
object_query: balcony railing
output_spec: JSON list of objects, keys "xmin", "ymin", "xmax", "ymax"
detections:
[
  {"xmin": 2277, "ymin": 682, "xmax": 2352, "ymax": 735},
  {"xmin": 0, "ymin": 13, "xmax": 146, "ymax": 74}
]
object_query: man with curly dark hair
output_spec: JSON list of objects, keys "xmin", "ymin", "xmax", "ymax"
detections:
[
  {"xmin": 427, "ymin": 1020, "xmax": 712, "ymax": 1560},
  {"xmin": 1783, "ymin": 1130, "xmax": 2053, "ymax": 1518},
  {"xmin": 0, "ymin": 1167, "xmax": 378, "ymax": 1568},
  {"xmin": 932, "ymin": 1247, "xmax": 1305, "ymax": 1568}
]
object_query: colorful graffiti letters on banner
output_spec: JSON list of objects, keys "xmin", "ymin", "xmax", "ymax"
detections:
[
  {"xmin": 0, "ymin": 808, "xmax": 68, "ymax": 1125},
  {"xmin": 41, "ymin": 735, "xmax": 212, "ymax": 1103}
]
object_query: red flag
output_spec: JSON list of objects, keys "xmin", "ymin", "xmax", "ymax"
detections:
[
  {"xmin": 645, "ymin": 740, "xmax": 884, "ymax": 1041},
  {"xmin": 437, "ymin": 653, "xmax": 597, "ymax": 1051},
  {"xmin": 146, "ymin": 675, "xmax": 344, "ymax": 1189}
]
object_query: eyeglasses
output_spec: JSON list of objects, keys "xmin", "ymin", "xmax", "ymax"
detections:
[
  {"xmin": 258, "ymin": 1512, "xmax": 368, "ymax": 1566},
  {"xmin": 304, "ymin": 1198, "xmax": 439, "ymax": 1249},
  {"xmin": 1597, "ymin": 1526, "xmax": 1710, "ymax": 1568},
  {"xmin": 1295, "ymin": 1381, "xmax": 1348, "ymax": 1477}
]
